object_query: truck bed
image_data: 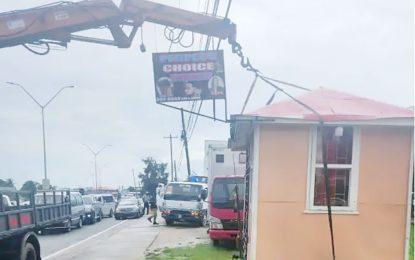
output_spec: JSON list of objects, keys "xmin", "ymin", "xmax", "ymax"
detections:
[{"xmin": 0, "ymin": 190, "xmax": 71, "ymax": 240}]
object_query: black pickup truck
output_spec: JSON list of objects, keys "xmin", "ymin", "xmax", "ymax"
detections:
[{"xmin": 0, "ymin": 190, "xmax": 71, "ymax": 260}]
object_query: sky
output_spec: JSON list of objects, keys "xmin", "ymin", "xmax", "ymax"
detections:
[{"xmin": 0, "ymin": 0, "xmax": 413, "ymax": 189}]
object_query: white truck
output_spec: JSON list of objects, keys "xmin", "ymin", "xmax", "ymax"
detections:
[
  {"xmin": 204, "ymin": 140, "xmax": 246, "ymax": 192},
  {"xmin": 160, "ymin": 182, "xmax": 208, "ymax": 226}
]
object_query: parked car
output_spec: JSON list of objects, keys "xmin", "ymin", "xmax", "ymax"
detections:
[
  {"xmin": 68, "ymin": 192, "xmax": 85, "ymax": 230},
  {"xmin": 91, "ymin": 194, "xmax": 116, "ymax": 217},
  {"xmin": 114, "ymin": 198, "xmax": 144, "ymax": 220},
  {"xmin": 82, "ymin": 195, "xmax": 103, "ymax": 224}
]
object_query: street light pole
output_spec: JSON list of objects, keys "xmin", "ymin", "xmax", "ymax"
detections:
[
  {"xmin": 83, "ymin": 144, "xmax": 111, "ymax": 190},
  {"xmin": 5, "ymin": 82, "xmax": 74, "ymax": 190}
]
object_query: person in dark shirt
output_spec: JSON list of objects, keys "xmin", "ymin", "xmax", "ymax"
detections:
[
  {"xmin": 143, "ymin": 192, "xmax": 150, "ymax": 215},
  {"xmin": 147, "ymin": 196, "xmax": 158, "ymax": 225}
]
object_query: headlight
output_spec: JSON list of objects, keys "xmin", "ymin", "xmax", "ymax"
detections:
[
  {"xmin": 191, "ymin": 210, "xmax": 201, "ymax": 217},
  {"xmin": 209, "ymin": 216, "xmax": 223, "ymax": 229}
]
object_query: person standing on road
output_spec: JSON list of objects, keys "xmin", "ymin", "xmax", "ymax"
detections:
[
  {"xmin": 143, "ymin": 192, "xmax": 150, "ymax": 215},
  {"xmin": 147, "ymin": 196, "xmax": 159, "ymax": 225}
]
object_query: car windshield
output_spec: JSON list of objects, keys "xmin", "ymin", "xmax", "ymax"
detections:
[
  {"xmin": 103, "ymin": 196, "xmax": 114, "ymax": 203},
  {"xmin": 164, "ymin": 183, "xmax": 202, "ymax": 201},
  {"xmin": 83, "ymin": 196, "xmax": 93, "ymax": 204},
  {"xmin": 211, "ymin": 178, "xmax": 245, "ymax": 209}
]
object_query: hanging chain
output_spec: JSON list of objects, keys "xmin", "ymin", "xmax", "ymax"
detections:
[{"xmin": 228, "ymin": 39, "xmax": 259, "ymax": 74}]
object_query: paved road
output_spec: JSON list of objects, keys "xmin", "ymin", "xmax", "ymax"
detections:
[
  {"xmin": 39, "ymin": 217, "xmax": 121, "ymax": 258},
  {"xmin": 39, "ymin": 216, "xmax": 208, "ymax": 260}
]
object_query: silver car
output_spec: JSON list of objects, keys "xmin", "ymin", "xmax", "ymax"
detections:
[
  {"xmin": 82, "ymin": 195, "xmax": 103, "ymax": 224},
  {"xmin": 114, "ymin": 198, "xmax": 144, "ymax": 220}
]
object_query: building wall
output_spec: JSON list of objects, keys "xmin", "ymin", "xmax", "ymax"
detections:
[{"xmin": 254, "ymin": 124, "xmax": 412, "ymax": 260}]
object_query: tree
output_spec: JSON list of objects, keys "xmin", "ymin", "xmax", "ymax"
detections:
[
  {"xmin": 0, "ymin": 178, "xmax": 15, "ymax": 189},
  {"xmin": 138, "ymin": 157, "xmax": 168, "ymax": 197},
  {"xmin": 20, "ymin": 180, "xmax": 40, "ymax": 193}
]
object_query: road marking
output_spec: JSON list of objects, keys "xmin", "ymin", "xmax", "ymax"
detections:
[{"xmin": 43, "ymin": 220, "xmax": 127, "ymax": 260}]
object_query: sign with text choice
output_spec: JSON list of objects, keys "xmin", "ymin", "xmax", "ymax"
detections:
[{"xmin": 152, "ymin": 50, "xmax": 226, "ymax": 102}]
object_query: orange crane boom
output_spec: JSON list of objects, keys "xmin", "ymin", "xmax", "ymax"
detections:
[{"xmin": 0, "ymin": 0, "xmax": 236, "ymax": 50}]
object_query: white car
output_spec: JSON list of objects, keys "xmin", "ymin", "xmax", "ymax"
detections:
[{"xmin": 91, "ymin": 194, "xmax": 116, "ymax": 217}]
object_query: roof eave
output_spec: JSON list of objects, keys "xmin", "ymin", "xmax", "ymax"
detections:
[{"xmin": 232, "ymin": 114, "xmax": 414, "ymax": 127}]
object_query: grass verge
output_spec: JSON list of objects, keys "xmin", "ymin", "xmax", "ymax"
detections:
[{"xmin": 145, "ymin": 243, "xmax": 237, "ymax": 260}]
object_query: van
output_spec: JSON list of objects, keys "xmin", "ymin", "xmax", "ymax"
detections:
[
  {"xmin": 91, "ymin": 194, "xmax": 116, "ymax": 217},
  {"xmin": 69, "ymin": 192, "xmax": 85, "ymax": 229}
]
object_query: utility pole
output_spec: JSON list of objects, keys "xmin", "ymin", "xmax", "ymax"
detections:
[
  {"xmin": 180, "ymin": 108, "xmax": 191, "ymax": 177},
  {"xmin": 164, "ymin": 134, "xmax": 178, "ymax": 181},
  {"xmin": 5, "ymin": 82, "xmax": 75, "ymax": 190},
  {"xmin": 83, "ymin": 144, "xmax": 111, "ymax": 190}
]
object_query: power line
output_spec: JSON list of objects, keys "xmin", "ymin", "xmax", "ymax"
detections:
[{"xmin": 259, "ymin": 74, "xmax": 310, "ymax": 91}]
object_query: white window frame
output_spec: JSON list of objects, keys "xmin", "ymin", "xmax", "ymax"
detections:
[{"xmin": 306, "ymin": 126, "xmax": 360, "ymax": 213}]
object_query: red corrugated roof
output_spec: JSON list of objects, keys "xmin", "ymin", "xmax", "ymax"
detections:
[{"xmin": 248, "ymin": 88, "xmax": 414, "ymax": 121}]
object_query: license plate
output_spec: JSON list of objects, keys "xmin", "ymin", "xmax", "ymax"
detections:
[{"xmin": 177, "ymin": 214, "xmax": 182, "ymax": 218}]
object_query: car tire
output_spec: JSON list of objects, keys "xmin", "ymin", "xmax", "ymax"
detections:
[
  {"xmin": 20, "ymin": 242, "xmax": 37, "ymax": 260},
  {"xmin": 109, "ymin": 209, "xmax": 113, "ymax": 217},
  {"xmin": 115, "ymin": 216, "xmax": 120, "ymax": 220},
  {"xmin": 166, "ymin": 219, "xmax": 174, "ymax": 226},
  {"xmin": 212, "ymin": 239, "xmax": 219, "ymax": 247},
  {"xmin": 65, "ymin": 220, "xmax": 72, "ymax": 233},
  {"xmin": 91, "ymin": 213, "xmax": 96, "ymax": 224},
  {"xmin": 77, "ymin": 218, "xmax": 83, "ymax": 229}
]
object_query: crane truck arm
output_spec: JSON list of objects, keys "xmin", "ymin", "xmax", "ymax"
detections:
[{"xmin": 0, "ymin": 0, "xmax": 236, "ymax": 51}]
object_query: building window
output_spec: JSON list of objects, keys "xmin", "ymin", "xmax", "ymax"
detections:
[
  {"xmin": 216, "ymin": 154, "xmax": 225, "ymax": 163},
  {"xmin": 239, "ymin": 153, "xmax": 246, "ymax": 164},
  {"xmin": 306, "ymin": 126, "xmax": 360, "ymax": 213}
]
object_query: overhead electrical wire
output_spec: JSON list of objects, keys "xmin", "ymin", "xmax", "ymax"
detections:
[
  {"xmin": 177, "ymin": 0, "xmax": 212, "ymax": 173},
  {"xmin": 22, "ymin": 42, "xmax": 50, "ymax": 55}
]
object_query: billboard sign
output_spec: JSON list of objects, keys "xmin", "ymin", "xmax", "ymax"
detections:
[{"xmin": 153, "ymin": 50, "xmax": 226, "ymax": 102}]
